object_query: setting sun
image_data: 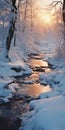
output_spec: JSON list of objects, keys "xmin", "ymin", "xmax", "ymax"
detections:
[
  {"xmin": 43, "ymin": 14, "xmax": 51, "ymax": 24},
  {"xmin": 38, "ymin": 11, "xmax": 52, "ymax": 26}
]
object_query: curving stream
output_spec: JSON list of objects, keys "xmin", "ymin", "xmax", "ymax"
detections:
[
  {"xmin": 0, "ymin": 52, "xmax": 53, "ymax": 130},
  {"xmin": 16, "ymin": 53, "xmax": 52, "ymax": 98}
]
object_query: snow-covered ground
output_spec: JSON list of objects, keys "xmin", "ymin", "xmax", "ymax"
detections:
[{"xmin": 19, "ymin": 95, "xmax": 65, "ymax": 130}]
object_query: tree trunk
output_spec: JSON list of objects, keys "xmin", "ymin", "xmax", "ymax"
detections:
[
  {"xmin": 12, "ymin": 0, "xmax": 17, "ymax": 9},
  {"xmin": 63, "ymin": 0, "xmax": 65, "ymax": 24},
  {"xmin": 6, "ymin": 19, "xmax": 16, "ymax": 51},
  {"xmin": 22, "ymin": 0, "xmax": 28, "ymax": 32},
  {"xmin": 6, "ymin": 0, "xmax": 17, "ymax": 54}
]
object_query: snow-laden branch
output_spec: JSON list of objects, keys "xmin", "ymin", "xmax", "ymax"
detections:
[{"xmin": 49, "ymin": 1, "xmax": 62, "ymax": 7}]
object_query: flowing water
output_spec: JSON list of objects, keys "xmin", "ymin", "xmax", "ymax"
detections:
[
  {"xmin": 0, "ymin": 52, "xmax": 53, "ymax": 130},
  {"xmin": 17, "ymin": 53, "xmax": 52, "ymax": 98},
  {"xmin": 0, "ymin": 58, "xmax": 52, "ymax": 130}
]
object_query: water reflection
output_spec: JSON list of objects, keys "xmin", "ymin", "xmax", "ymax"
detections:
[
  {"xmin": 17, "ymin": 84, "xmax": 51, "ymax": 97},
  {"xmin": 17, "ymin": 58, "xmax": 52, "ymax": 97},
  {"xmin": 28, "ymin": 59, "xmax": 48, "ymax": 67},
  {"xmin": 27, "ymin": 59, "xmax": 51, "ymax": 73}
]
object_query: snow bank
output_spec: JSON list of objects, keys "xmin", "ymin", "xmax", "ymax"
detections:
[
  {"xmin": 0, "ymin": 61, "xmax": 32, "ymax": 77},
  {"xmin": 19, "ymin": 40, "xmax": 65, "ymax": 130},
  {"xmin": 39, "ymin": 66, "xmax": 65, "ymax": 94},
  {"xmin": 0, "ymin": 60, "xmax": 32, "ymax": 103},
  {"xmin": 19, "ymin": 95, "xmax": 65, "ymax": 130},
  {"xmin": 18, "ymin": 46, "xmax": 65, "ymax": 130}
]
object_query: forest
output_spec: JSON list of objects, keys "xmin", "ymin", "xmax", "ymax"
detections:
[{"xmin": 0, "ymin": 0, "xmax": 65, "ymax": 130}]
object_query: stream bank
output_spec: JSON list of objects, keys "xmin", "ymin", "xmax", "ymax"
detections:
[{"xmin": 0, "ymin": 53, "xmax": 53, "ymax": 130}]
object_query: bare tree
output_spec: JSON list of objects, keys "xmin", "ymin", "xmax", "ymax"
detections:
[
  {"xmin": 63, "ymin": 0, "xmax": 65, "ymax": 24},
  {"xmin": 22, "ymin": 0, "xmax": 28, "ymax": 31},
  {"xmin": 6, "ymin": 0, "xmax": 17, "ymax": 54}
]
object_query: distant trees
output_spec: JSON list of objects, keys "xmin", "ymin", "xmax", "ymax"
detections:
[
  {"xmin": 0, "ymin": 0, "xmax": 36, "ymax": 57},
  {"xmin": 48, "ymin": 0, "xmax": 65, "ymax": 25},
  {"xmin": 0, "ymin": 0, "xmax": 64, "ymax": 60},
  {"xmin": 18, "ymin": 0, "xmax": 37, "ymax": 32}
]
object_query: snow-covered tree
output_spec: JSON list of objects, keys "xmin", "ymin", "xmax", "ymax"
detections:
[
  {"xmin": 6, "ymin": 0, "xmax": 17, "ymax": 55},
  {"xmin": 0, "ymin": 0, "xmax": 19, "ymax": 60}
]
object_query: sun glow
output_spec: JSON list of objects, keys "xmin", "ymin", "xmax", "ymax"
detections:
[
  {"xmin": 38, "ymin": 11, "xmax": 53, "ymax": 25},
  {"xmin": 37, "ymin": 8, "xmax": 53, "ymax": 26},
  {"xmin": 43, "ymin": 14, "xmax": 51, "ymax": 24}
]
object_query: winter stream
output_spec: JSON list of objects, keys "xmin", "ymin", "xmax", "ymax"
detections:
[
  {"xmin": 0, "ymin": 52, "xmax": 53, "ymax": 130},
  {"xmin": 0, "ymin": 32, "xmax": 61, "ymax": 130},
  {"xmin": 16, "ymin": 53, "xmax": 52, "ymax": 97}
]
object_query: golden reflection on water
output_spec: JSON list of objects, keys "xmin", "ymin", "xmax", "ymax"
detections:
[
  {"xmin": 27, "ymin": 73, "xmax": 39, "ymax": 81},
  {"xmin": 18, "ymin": 84, "xmax": 51, "ymax": 97},
  {"xmin": 28, "ymin": 59, "xmax": 48, "ymax": 67},
  {"xmin": 17, "ymin": 59, "xmax": 52, "ymax": 97},
  {"xmin": 27, "ymin": 59, "xmax": 51, "ymax": 73}
]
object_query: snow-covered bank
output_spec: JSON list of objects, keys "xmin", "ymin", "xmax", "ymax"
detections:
[
  {"xmin": 19, "ymin": 52, "xmax": 65, "ymax": 129},
  {"xmin": 0, "ymin": 60, "xmax": 32, "ymax": 103},
  {"xmin": 19, "ymin": 95, "xmax": 65, "ymax": 130},
  {"xmin": 19, "ymin": 41, "xmax": 65, "ymax": 130}
]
